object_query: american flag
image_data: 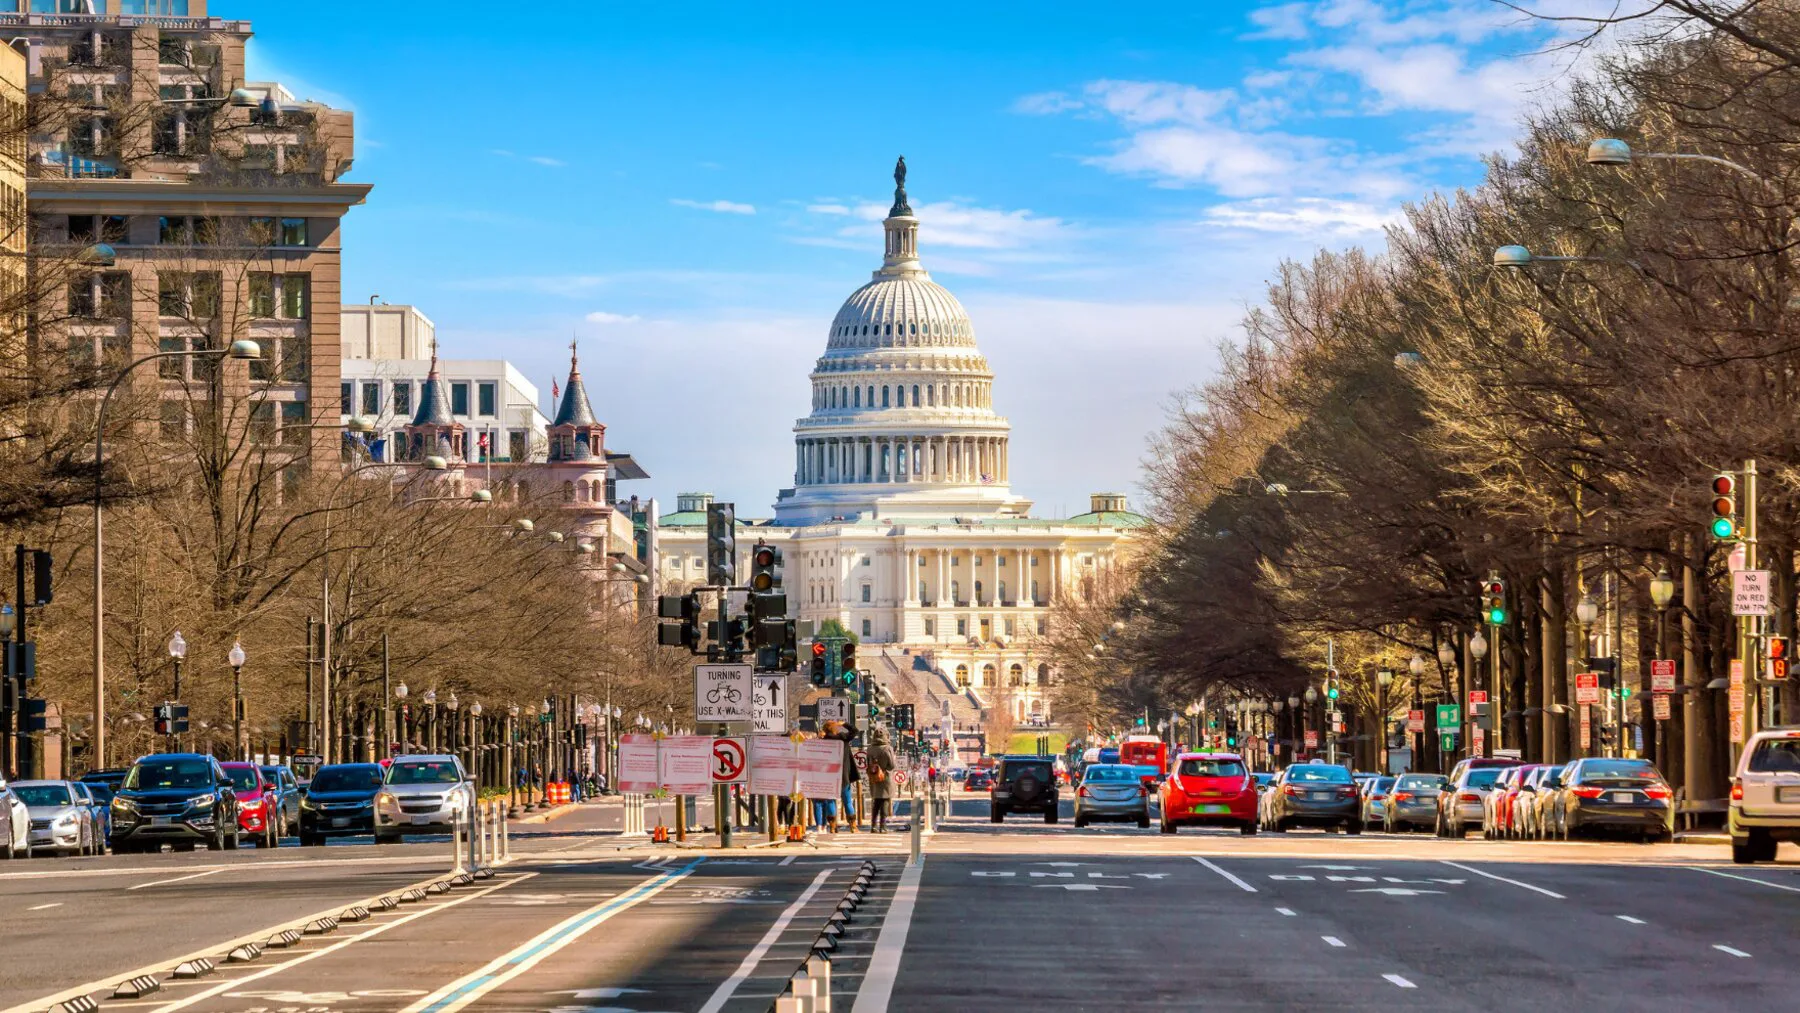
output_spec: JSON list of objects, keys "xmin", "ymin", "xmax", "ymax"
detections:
[
  {"xmin": 478, "ymin": 432, "xmax": 489, "ymax": 449},
  {"xmin": 552, "ymin": 378, "xmax": 560, "ymax": 399},
  {"xmin": 979, "ymin": 473, "xmax": 993, "ymax": 484}
]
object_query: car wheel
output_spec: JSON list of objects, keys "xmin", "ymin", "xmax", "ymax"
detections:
[
  {"xmin": 375, "ymin": 830, "xmax": 398, "ymax": 844},
  {"xmin": 210, "ymin": 825, "xmax": 227, "ymax": 851},
  {"xmin": 1750, "ymin": 829, "xmax": 1778, "ymax": 862},
  {"xmin": 225, "ymin": 829, "xmax": 241, "ymax": 850},
  {"xmin": 1346, "ymin": 820, "xmax": 1363, "ymax": 835},
  {"xmin": 300, "ymin": 833, "xmax": 323, "ymax": 847},
  {"xmin": 989, "ymin": 805, "xmax": 1004, "ymax": 824},
  {"xmin": 1044, "ymin": 807, "xmax": 1059, "ymax": 825},
  {"xmin": 1137, "ymin": 812, "xmax": 1150, "ymax": 829},
  {"xmin": 1074, "ymin": 814, "xmax": 1088, "ymax": 828},
  {"xmin": 1240, "ymin": 820, "xmax": 1257, "ymax": 837},
  {"xmin": 1160, "ymin": 818, "xmax": 1176, "ymax": 834},
  {"xmin": 0, "ymin": 834, "xmax": 11, "ymax": 860},
  {"xmin": 1732, "ymin": 838, "xmax": 1757, "ymax": 864}
]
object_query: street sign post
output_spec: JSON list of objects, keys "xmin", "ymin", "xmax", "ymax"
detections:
[
  {"xmin": 711, "ymin": 736, "xmax": 747, "ymax": 784},
  {"xmin": 752, "ymin": 675, "xmax": 787, "ymax": 733},
  {"xmin": 1650, "ymin": 660, "xmax": 1676, "ymax": 694},
  {"xmin": 1303, "ymin": 729, "xmax": 1319, "ymax": 749},
  {"xmin": 1435, "ymin": 704, "xmax": 1460, "ymax": 729},
  {"xmin": 816, "ymin": 697, "xmax": 850, "ymax": 724},
  {"xmin": 1575, "ymin": 672, "xmax": 1601, "ymax": 706},
  {"xmin": 1467, "ymin": 690, "xmax": 1488, "ymax": 706},
  {"xmin": 694, "ymin": 664, "xmax": 754, "ymax": 724},
  {"xmin": 1729, "ymin": 659, "xmax": 1746, "ymax": 743},
  {"xmin": 1406, "ymin": 709, "xmax": 1425, "ymax": 734},
  {"xmin": 1653, "ymin": 693, "xmax": 1671, "ymax": 720},
  {"xmin": 1733, "ymin": 570, "xmax": 1772, "ymax": 616}
]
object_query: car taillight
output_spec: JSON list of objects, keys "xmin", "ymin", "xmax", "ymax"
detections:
[
  {"xmin": 1644, "ymin": 787, "xmax": 1671, "ymax": 799},
  {"xmin": 1140, "ymin": 784, "xmax": 1149, "ymax": 797},
  {"xmin": 1393, "ymin": 792, "xmax": 1413, "ymax": 802},
  {"xmin": 1338, "ymin": 786, "xmax": 1357, "ymax": 797},
  {"xmin": 1283, "ymin": 785, "xmax": 1302, "ymax": 796},
  {"xmin": 1078, "ymin": 786, "xmax": 1090, "ymax": 798},
  {"xmin": 1458, "ymin": 793, "xmax": 1480, "ymax": 802},
  {"xmin": 1372, "ymin": 793, "xmax": 1386, "ymax": 800},
  {"xmin": 1570, "ymin": 786, "xmax": 1605, "ymax": 799},
  {"xmin": 1731, "ymin": 782, "xmax": 1744, "ymax": 801}
]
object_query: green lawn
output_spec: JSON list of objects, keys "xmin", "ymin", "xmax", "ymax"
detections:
[{"xmin": 1007, "ymin": 731, "xmax": 1068, "ymax": 755}]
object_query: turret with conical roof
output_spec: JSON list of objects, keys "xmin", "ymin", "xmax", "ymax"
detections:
[
  {"xmin": 403, "ymin": 344, "xmax": 467, "ymax": 462},
  {"xmin": 548, "ymin": 341, "xmax": 605, "ymax": 462}
]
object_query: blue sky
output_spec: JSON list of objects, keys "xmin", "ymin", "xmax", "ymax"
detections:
[{"xmin": 239, "ymin": 0, "xmax": 1596, "ymax": 519}]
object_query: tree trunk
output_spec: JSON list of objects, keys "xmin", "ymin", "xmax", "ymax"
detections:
[
  {"xmin": 1541, "ymin": 560, "xmax": 1569, "ymax": 763},
  {"xmin": 1522, "ymin": 585, "xmax": 1542, "ymax": 762},
  {"xmin": 1682, "ymin": 545, "xmax": 1721, "ymax": 802}
]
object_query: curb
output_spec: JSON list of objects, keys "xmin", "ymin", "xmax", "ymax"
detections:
[
  {"xmin": 509, "ymin": 802, "xmax": 581, "ymax": 825},
  {"xmin": 1674, "ymin": 832, "xmax": 1729, "ymax": 845}
]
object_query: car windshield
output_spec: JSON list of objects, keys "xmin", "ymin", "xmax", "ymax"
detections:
[
  {"xmin": 1005, "ymin": 763, "xmax": 1051, "ymax": 781},
  {"xmin": 1370, "ymin": 777, "xmax": 1396, "ymax": 792},
  {"xmin": 308, "ymin": 766, "xmax": 385, "ymax": 792},
  {"xmin": 84, "ymin": 783, "xmax": 115, "ymax": 803},
  {"xmin": 1081, "ymin": 765, "xmax": 1137, "ymax": 783},
  {"xmin": 1465, "ymin": 769, "xmax": 1504, "ymax": 788},
  {"xmin": 1579, "ymin": 760, "xmax": 1662, "ymax": 781},
  {"xmin": 1748, "ymin": 738, "xmax": 1800, "ymax": 773},
  {"xmin": 259, "ymin": 767, "xmax": 286, "ymax": 785},
  {"xmin": 15, "ymin": 784, "xmax": 73, "ymax": 806},
  {"xmin": 1287, "ymin": 766, "xmax": 1351, "ymax": 784},
  {"xmin": 125, "ymin": 758, "xmax": 215, "ymax": 790},
  {"xmin": 1179, "ymin": 758, "xmax": 1245, "ymax": 777},
  {"xmin": 225, "ymin": 768, "xmax": 261, "ymax": 792},
  {"xmin": 387, "ymin": 761, "xmax": 461, "ymax": 785},
  {"xmin": 1396, "ymin": 775, "xmax": 1446, "ymax": 790}
]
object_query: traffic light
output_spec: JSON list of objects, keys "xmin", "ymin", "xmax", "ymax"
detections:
[
  {"xmin": 706, "ymin": 502, "xmax": 737, "ymax": 586},
  {"xmin": 1710, "ymin": 473, "xmax": 1738, "ymax": 540},
  {"xmin": 837, "ymin": 640, "xmax": 858, "ymax": 688},
  {"xmin": 1483, "ymin": 574, "xmax": 1508, "ymax": 626},
  {"xmin": 749, "ymin": 542, "xmax": 782, "ymax": 593},
  {"xmin": 746, "ymin": 543, "xmax": 789, "ymax": 659},
  {"xmin": 810, "ymin": 641, "xmax": 828, "ymax": 686},
  {"xmin": 656, "ymin": 593, "xmax": 701, "ymax": 651},
  {"xmin": 1326, "ymin": 668, "xmax": 1339, "ymax": 701},
  {"xmin": 30, "ymin": 549, "xmax": 51, "ymax": 605},
  {"xmin": 893, "ymin": 703, "xmax": 915, "ymax": 731},
  {"xmin": 153, "ymin": 702, "xmax": 189, "ymax": 735},
  {"xmin": 1770, "ymin": 636, "xmax": 1791, "ymax": 681}
]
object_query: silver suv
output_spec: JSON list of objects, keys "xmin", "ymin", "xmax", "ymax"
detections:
[
  {"xmin": 374, "ymin": 755, "xmax": 474, "ymax": 843},
  {"xmin": 1730, "ymin": 729, "xmax": 1800, "ymax": 864}
]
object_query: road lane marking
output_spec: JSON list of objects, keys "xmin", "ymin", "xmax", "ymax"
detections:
[
  {"xmin": 144, "ymin": 873, "xmax": 535, "ymax": 1013},
  {"xmin": 27, "ymin": 903, "xmax": 61, "ymax": 910},
  {"xmin": 1438, "ymin": 861, "xmax": 1564, "ymax": 899},
  {"xmin": 1276, "ymin": 907, "xmax": 1296, "ymax": 916},
  {"xmin": 1714, "ymin": 944, "xmax": 1751, "ymax": 958},
  {"xmin": 852, "ymin": 857, "xmax": 923, "ymax": 1013},
  {"xmin": 401, "ymin": 860, "xmax": 703, "ymax": 1013},
  {"xmin": 1689, "ymin": 866, "xmax": 1800, "ymax": 893},
  {"xmin": 1322, "ymin": 936, "xmax": 1346, "ymax": 948},
  {"xmin": 127, "ymin": 869, "xmax": 224, "ymax": 891},
  {"xmin": 697, "ymin": 869, "xmax": 834, "ymax": 1013},
  {"xmin": 1191, "ymin": 857, "xmax": 1257, "ymax": 893},
  {"xmin": 1384, "ymin": 974, "xmax": 1417, "ymax": 989},
  {"xmin": 779, "ymin": 855, "xmax": 796, "ymax": 866},
  {"xmin": 1617, "ymin": 915, "xmax": 1645, "ymax": 924}
]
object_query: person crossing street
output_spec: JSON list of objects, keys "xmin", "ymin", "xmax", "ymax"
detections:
[{"xmin": 865, "ymin": 726, "xmax": 899, "ymax": 832}]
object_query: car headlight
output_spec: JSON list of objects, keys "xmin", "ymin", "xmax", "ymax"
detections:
[
  {"xmin": 112, "ymin": 796, "xmax": 137, "ymax": 811},
  {"xmin": 54, "ymin": 812, "xmax": 78, "ymax": 827},
  {"xmin": 300, "ymin": 797, "xmax": 319, "ymax": 810},
  {"xmin": 187, "ymin": 793, "xmax": 216, "ymax": 808},
  {"xmin": 376, "ymin": 791, "xmax": 397, "ymax": 808}
]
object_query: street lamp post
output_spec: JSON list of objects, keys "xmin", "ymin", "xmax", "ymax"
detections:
[
  {"xmin": 167, "ymin": 631, "xmax": 186, "ymax": 750},
  {"xmin": 1303, "ymin": 686, "xmax": 1318, "ymax": 759},
  {"xmin": 1377, "ymin": 668, "xmax": 1394, "ymax": 775},
  {"xmin": 1409, "ymin": 655, "xmax": 1426, "ymax": 773},
  {"xmin": 469, "ymin": 702, "xmax": 483, "ymax": 789},
  {"xmin": 92, "ymin": 338, "xmax": 260, "ymax": 767},
  {"xmin": 422, "ymin": 689, "xmax": 437, "ymax": 752},
  {"xmin": 228, "ymin": 641, "xmax": 247, "ymax": 761},
  {"xmin": 1650, "ymin": 568, "xmax": 1676, "ymax": 771},
  {"xmin": 1470, "ymin": 630, "xmax": 1491, "ymax": 758},
  {"xmin": 508, "ymin": 704, "xmax": 521, "ymax": 807},
  {"xmin": 1577, "ymin": 594, "xmax": 1600, "ymax": 757},
  {"xmin": 394, "ymin": 680, "xmax": 409, "ymax": 757}
]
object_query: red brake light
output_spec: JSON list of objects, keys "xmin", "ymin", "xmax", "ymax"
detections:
[
  {"xmin": 1392, "ymin": 791, "xmax": 1413, "ymax": 802},
  {"xmin": 1338, "ymin": 786, "xmax": 1357, "ymax": 797},
  {"xmin": 1458, "ymin": 792, "xmax": 1480, "ymax": 802},
  {"xmin": 1283, "ymin": 785, "xmax": 1302, "ymax": 796},
  {"xmin": 1644, "ymin": 787, "xmax": 1671, "ymax": 799},
  {"xmin": 1140, "ymin": 784, "xmax": 1149, "ymax": 797},
  {"xmin": 1077, "ymin": 786, "xmax": 1090, "ymax": 798},
  {"xmin": 1571, "ymin": 786, "xmax": 1605, "ymax": 799},
  {"xmin": 1731, "ymin": 782, "xmax": 1744, "ymax": 801}
]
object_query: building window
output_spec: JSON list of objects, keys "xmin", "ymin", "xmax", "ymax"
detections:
[
  {"xmin": 250, "ymin": 216, "xmax": 310, "ymax": 247},
  {"xmin": 281, "ymin": 274, "xmax": 309, "ymax": 318},
  {"xmin": 478, "ymin": 381, "xmax": 497, "ymax": 417},
  {"xmin": 998, "ymin": 581, "xmax": 1007, "ymax": 601},
  {"xmin": 449, "ymin": 382, "xmax": 469, "ymax": 416},
  {"xmin": 341, "ymin": 382, "xmax": 353, "ymax": 413},
  {"xmin": 157, "ymin": 271, "xmax": 221, "ymax": 319},
  {"xmin": 159, "ymin": 400, "xmax": 185, "ymax": 440},
  {"xmin": 1030, "ymin": 555, "xmax": 1039, "ymax": 567},
  {"xmin": 508, "ymin": 430, "xmax": 526, "ymax": 461},
  {"xmin": 861, "ymin": 619, "xmax": 872, "ymax": 638},
  {"xmin": 1036, "ymin": 617, "xmax": 1047, "ymax": 636},
  {"xmin": 950, "ymin": 580, "xmax": 960, "ymax": 603},
  {"xmin": 955, "ymin": 664, "xmax": 969, "ymax": 687},
  {"xmin": 70, "ymin": 214, "xmax": 129, "ymax": 245},
  {"xmin": 158, "ymin": 215, "xmax": 216, "ymax": 245},
  {"xmin": 860, "ymin": 583, "xmax": 871, "ymax": 603},
  {"xmin": 951, "ymin": 556, "xmax": 960, "ymax": 567},
  {"xmin": 280, "ymin": 218, "xmax": 308, "ymax": 246},
  {"xmin": 862, "ymin": 555, "xmax": 871, "ymax": 566},
  {"xmin": 1004, "ymin": 618, "xmax": 1015, "ymax": 637},
  {"xmin": 1038, "ymin": 663, "xmax": 1052, "ymax": 686},
  {"xmin": 248, "ymin": 402, "xmax": 276, "ymax": 444},
  {"xmin": 918, "ymin": 579, "xmax": 927, "ymax": 601},
  {"xmin": 280, "ymin": 401, "xmax": 307, "ymax": 445},
  {"xmin": 973, "ymin": 580, "xmax": 984, "ymax": 604},
  {"xmin": 1009, "ymin": 663, "xmax": 1023, "ymax": 687},
  {"xmin": 956, "ymin": 618, "xmax": 967, "ymax": 637},
  {"xmin": 392, "ymin": 382, "xmax": 412, "ymax": 416},
  {"xmin": 360, "ymin": 382, "xmax": 380, "ymax": 416},
  {"xmin": 1030, "ymin": 580, "xmax": 1040, "ymax": 603},
  {"xmin": 881, "ymin": 387, "xmax": 890, "ymax": 408},
  {"xmin": 67, "ymin": 272, "xmax": 128, "ymax": 319},
  {"xmin": 924, "ymin": 618, "xmax": 935, "ymax": 637}
]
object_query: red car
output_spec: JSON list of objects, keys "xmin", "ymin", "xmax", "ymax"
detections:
[
  {"xmin": 221, "ymin": 762, "xmax": 282, "ymax": 847},
  {"xmin": 964, "ymin": 769, "xmax": 994, "ymax": 791},
  {"xmin": 1159, "ymin": 752, "xmax": 1258, "ymax": 835}
]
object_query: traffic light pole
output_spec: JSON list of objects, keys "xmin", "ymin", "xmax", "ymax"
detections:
[
  {"xmin": 716, "ymin": 584, "xmax": 732, "ymax": 849},
  {"xmin": 1743, "ymin": 458, "xmax": 1760, "ymax": 756}
]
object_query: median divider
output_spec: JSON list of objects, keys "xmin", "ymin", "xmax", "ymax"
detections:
[
  {"xmin": 170, "ymin": 959, "xmax": 215, "ymax": 980},
  {"xmin": 109, "ymin": 976, "xmax": 159, "ymax": 1000},
  {"xmin": 774, "ymin": 859, "xmax": 882, "ymax": 1011},
  {"xmin": 51, "ymin": 998, "xmax": 98, "ymax": 1013}
]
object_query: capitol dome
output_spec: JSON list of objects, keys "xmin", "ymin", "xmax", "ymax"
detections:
[{"xmin": 774, "ymin": 158, "xmax": 1030, "ymax": 526}]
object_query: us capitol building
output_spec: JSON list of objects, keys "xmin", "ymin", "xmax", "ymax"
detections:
[{"xmin": 655, "ymin": 160, "xmax": 1144, "ymax": 730}]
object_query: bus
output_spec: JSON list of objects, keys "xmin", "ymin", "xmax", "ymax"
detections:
[{"xmin": 1118, "ymin": 736, "xmax": 1168, "ymax": 783}]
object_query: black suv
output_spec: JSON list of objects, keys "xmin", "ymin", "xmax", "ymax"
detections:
[
  {"xmin": 991, "ymin": 755, "xmax": 1061, "ymax": 824},
  {"xmin": 109, "ymin": 753, "xmax": 242, "ymax": 853}
]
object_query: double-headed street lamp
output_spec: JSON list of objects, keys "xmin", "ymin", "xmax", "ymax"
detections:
[
  {"xmin": 92, "ymin": 338, "xmax": 261, "ymax": 766},
  {"xmin": 166, "ymin": 631, "xmax": 187, "ymax": 749},
  {"xmin": 394, "ymin": 680, "xmax": 409, "ymax": 755},
  {"xmin": 228, "ymin": 640, "xmax": 247, "ymax": 761}
]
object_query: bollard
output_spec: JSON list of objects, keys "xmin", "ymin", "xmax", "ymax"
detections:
[
  {"xmin": 789, "ymin": 969, "xmax": 817, "ymax": 1012},
  {"xmin": 452, "ymin": 806, "xmax": 467, "ymax": 875},
  {"xmin": 807, "ymin": 953, "xmax": 832, "ymax": 1012},
  {"xmin": 775, "ymin": 997, "xmax": 806, "ymax": 1013},
  {"xmin": 500, "ymin": 801, "xmax": 511, "ymax": 860},
  {"xmin": 909, "ymin": 783, "xmax": 922, "ymax": 864}
]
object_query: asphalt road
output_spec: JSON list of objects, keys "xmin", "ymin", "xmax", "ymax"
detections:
[{"xmin": 6, "ymin": 793, "xmax": 1799, "ymax": 1012}]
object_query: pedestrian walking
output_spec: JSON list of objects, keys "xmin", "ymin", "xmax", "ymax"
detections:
[
  {"xmin": 866, "ymin": 726, "xmax": 899, "ymax": 832},
  {"xmin": 825, "ymin": 720, "xmax": 860, "ymax": 831}
]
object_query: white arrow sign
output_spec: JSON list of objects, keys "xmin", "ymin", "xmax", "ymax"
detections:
[
  {"xmin": 1035, "ymin": 884, "xmax": 1130, "ymax": 891},
  {"xmin": 1349, "ymin": 887, "xmax": 1444, "ymax": 896},
  {"xmin": 1300, "ymin": 864, "xmax": 1370, "ymax": 871}
]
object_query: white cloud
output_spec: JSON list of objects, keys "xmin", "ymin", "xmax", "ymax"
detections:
[
  {"xmin": 585, "ymin": 310, "xmax": 643, "ymax": 324},
  {"xmin": 671, "ymin": 198, "xmax": 757, "ymax": 215},
  {"xmin": 1013, "ymin": 90, "xmax": 1085, "ymax": 115},
  {"xmin": 806, "ymin": 203, "xmax": 851, "ymax": 215},
  {"xmin": 528, "ymin": 155, "xmax": 566, "ymax": 167},
  {"xmin": 1244, "ymin": 2, "xmax": 1310, "ymax": 40},
  {"xmin": 847, "ymin": 200, "xmax": 1069, "ymax": 251},
  {"xmin": 1200, "ymin": 197, "xmax": 1401, "ymax": 237}
]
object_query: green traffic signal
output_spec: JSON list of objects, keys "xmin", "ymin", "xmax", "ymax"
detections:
[
  {"xmin": 1711, "ymin": 516, "xmax": 1736, "ymax": 539},
  {"xmin": 1326, "ymin": 686, "xmax": 1339, "ymax": 700},
  {"xmin": 1487, "ymin": 607, "xmax": 1507, "ymax": 625}
]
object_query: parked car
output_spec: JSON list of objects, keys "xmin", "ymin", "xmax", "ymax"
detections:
[
  {"xmin": 1383, "ymin": 773, "xmax": 1449, "ymax": 833},
  {"xmin": 0, "ymin": 776, "xmax": 24, "ymax": 858},
  {"xmin": 1548, "ymin": 757, "xmax": 1673, "ymax": 842},
  {"xmin": 1515, "ymin": 765, "xmax": 1563, "ymax": 840},
  {"xmin": 989, "ymin": 755, "xmax": 1060, "ymax": 824},
  {"xmin": 109, "ymin": 753, "xmax": 243, "ymax": 853},
  {"xmin": 1730, "ymin": 728, "xmax": 1800, "ymax": 863},
  {"xmin": 298, "ymin": 763, "xmax": 386, "ymax": 845},
  {"xmin": 1073, "ymin": 763, "xmax": 1150, "ymax": 828},
  {"xmin": 13, "ymin": 780, "xmax": 99, "ymax": 856},
  {"xmin": 221, "ymin": 762, "xmax": 282, "ymax": 847},
  {"xmin": 1266, "ymin": 763, "xmax": 1362, "ymax": 833},
  {"xmin": 1360, "ymin": 776, "xmax": 1397, "ymax": 828},
  {"xmin": 1436, "ymin": 757, "xmax": 1523, "ymax": 838},
  {"xmin": 79, "ymin": 768, "xmax": 130, "ymax": 794},
  {"xmin": 374, "ymin": 755, "xmax": 476, "ymax": 842},
  {"xmin": 1483, "ymin": 766, "xmax": 1539, "ymax": 839},
  {"xmin": 1160, "ymin": 752, "xmax": 1256, "ymax": 835},
  {"xmin": 72, "ymin": 780, "xmax": 110, "ymax": 845},
  {"xmin": 259, "ymin": 764, "xmax": 302, "ymax": 838}
]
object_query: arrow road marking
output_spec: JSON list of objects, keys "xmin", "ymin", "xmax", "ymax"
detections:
[
  {"xmin": 1617, "ymin": 916, "xmax": 1645, "ymax": 925},
  {"xmin": 1276, "ymin": 907, "xmax": 1297, "ymax": 917},
  {"xmin": 1350, "ymin": 888, "xmax": 1444, "ymax": 896},
  {"xmin": 1322, "ymin": 936, "xmax": 1346, "ymax": 948},
  {"xmin": 1035, "ymin": 884, "xmax": 1129, "ymax": 891},
  {"xmin": 1714, "ymin": 944, "xmax": 1752, "ymax": 958},
  {"xmin": 1192, "ymin": 856, "xmax": 1257, "ymax": 893},
  {"xmin": 1439, "ymin": 861, "xmax": 1563, "ymax": 899},
  {"xmin": 1384, "ymin": 974, "xmax": 1417, "ymax": 989},
  {"xmin": 1300, "ymin": 864, "xmax": 1369, "ymax": 871}
]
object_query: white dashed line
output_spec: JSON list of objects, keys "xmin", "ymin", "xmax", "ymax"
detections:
[
  {"xmin": 126, "ymin": 868, "xmax": 224, "ymax": 891},
  {"xmin": 1438, "ymin": 860, "xmax": 1564, "ymax": 899},
  {"xmin": 1690, "ymin": 866, "xmax": 1800, "ymax": 893},
  {"xmin": 1191, "ymin": 856, "xmax": 1257, "ymax": 893},
  {"xmin": 1276, "ymin": 907, "xmax": 1297, "ymax": 916},
  {"xmin": 1322, "ymin": 936, "xmax": 1346, "ymax": 948},
  {"xmin": 1714, "ymin": 944, "xmax": 1751, "ymax": 958},
  {"xmin": 1616, "ymin": 915, "xmax": 1645, "ymax": 925},
  {"xmin": 27, "ymin": 902, "xmax": 61, "ymax": 910},
  {"xmin": 1384, "ymin": 974, "xmax": 1416, "ymax": 989}
]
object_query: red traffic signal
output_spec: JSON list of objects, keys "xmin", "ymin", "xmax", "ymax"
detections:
[
  {"xmin": 812, "ymin": 641, "xmax": 827, "ymax": 658},
  {"xmin": 1770, "ymin": 636, "xmax": 1790, "ymax": 681}
]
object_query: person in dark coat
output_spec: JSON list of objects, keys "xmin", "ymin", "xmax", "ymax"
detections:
[
  {"xmin": 826, "ymin": 720, "xmax": 861, "ymax": 831},
  {"xmin": 865, "ymin": 726, "xmax": 899, "ymax": 832}
]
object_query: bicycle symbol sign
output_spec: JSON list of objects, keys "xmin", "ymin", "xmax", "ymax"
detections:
[{"xmin": 694, "ymin": 663, "xmax": 754, "ymax": 723}]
